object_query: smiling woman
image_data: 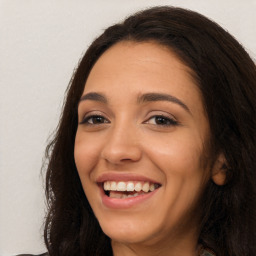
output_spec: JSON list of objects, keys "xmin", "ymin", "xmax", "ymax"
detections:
[
  {"xmin": 41, "ymin": 6, "xmax": 255, "ymax": 256},
  {"xmin": 74, "ymin": 41, "xmax": 213, "ymax": 254}
]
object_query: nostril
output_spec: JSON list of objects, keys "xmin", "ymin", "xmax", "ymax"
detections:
[{"xmin": 100, "ymin": 138, "xmax": 142, "ymax": 164}]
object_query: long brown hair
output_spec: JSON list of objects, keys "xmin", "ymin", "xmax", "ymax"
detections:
[{"xmin": 44, "ymin": 6, "xmax": 256, "ymax": 256}]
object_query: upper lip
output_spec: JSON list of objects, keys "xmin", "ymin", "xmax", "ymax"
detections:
[{"xmin": 96, "ymin": 172, "xmax": 161, "ymax": 185}]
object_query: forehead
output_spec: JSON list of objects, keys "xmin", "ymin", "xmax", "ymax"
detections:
[
  {"xmin": 88, "ymin": 41, "xmax": 196, "ymax": 82},
  {"xmin": 85, "ymin": 41, "xmax": 198, "ymax": 91},
  {"xmin": 83, "ymin": 41, "xmax": 203, "ymax": 110}
]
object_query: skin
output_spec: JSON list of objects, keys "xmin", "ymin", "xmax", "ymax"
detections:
[{"xmin": 74, "ymin": 41, "xmax": 224, "ymax": 256}]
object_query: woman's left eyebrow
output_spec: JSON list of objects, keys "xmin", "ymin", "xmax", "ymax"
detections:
[{"xmin": 137, "ymin": 92, "xmax": 191, "ymax": 115}]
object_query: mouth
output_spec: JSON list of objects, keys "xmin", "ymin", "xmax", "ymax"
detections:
[{"xmin": 101, "ymin": 181, "xmax": 161, "ymax": 199}]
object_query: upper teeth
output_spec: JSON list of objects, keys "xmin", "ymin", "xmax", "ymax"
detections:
[{"xmin": 103, "ymin": 181, "xmax": 158, "ymax": 192}]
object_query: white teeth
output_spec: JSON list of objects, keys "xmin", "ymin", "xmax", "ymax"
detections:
[
  {"xmin": 110, "ymin": 181, "xmax": 117, "ymax": 191},
  {"xmin": 109, "ymin": 191, "xmax": 140, "ymax": 199},
  {"xmin": 116, "ymin": 181, "xmax": 126, "ymax": 191},
  {"xmin": 149, "ymin": 183, "xmax": 155, "ymax": 192},
  {"xmin": 104, "ymin": 181, "xmax": 111, "ymax": 191},
  {"xmin": 103, "ymin": 181, "xmax": 159, "ymax": 193},
  {"xmin": 142, "ymin": 182, "xmax": 149, "ymax": 192},
  {"xmin": 126, "ymin": 182, "xmax": 135, "ymax": 191},
  {"xmin": 134, "ymin": 182, "xmax": 142, "ymax": 192}
]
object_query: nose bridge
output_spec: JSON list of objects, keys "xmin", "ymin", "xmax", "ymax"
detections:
[{"xmin": 101, "ymin": 117, "xmax": 141, "ymax": 164}]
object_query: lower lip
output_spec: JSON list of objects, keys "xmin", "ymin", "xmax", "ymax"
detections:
[{"xmin": 100, "ymin": 186, "xmax": 159, "ymax": 209}]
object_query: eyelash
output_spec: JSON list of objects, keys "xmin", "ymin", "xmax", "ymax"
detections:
[
  {"xmin": 144, "ymin": 115, "xmax": 178, "ymax": 126},
  {"xmin": 80, "ymin": 115, "xmax": 110, "ymax": 125},
  {"xmin": 80, "ymin": 114, "xmax": 178, "ymax": 127}
]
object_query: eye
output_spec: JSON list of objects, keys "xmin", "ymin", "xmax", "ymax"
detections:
[
  {"xmin": 145, "ymin": 115, "xmax": 178, "ymax": 126},
  {"xmin": 80, "ymin": 115, "xmax": 110, "ymax": 125}
]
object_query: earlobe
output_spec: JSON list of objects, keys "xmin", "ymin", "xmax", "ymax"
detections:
[{"xmin": 211, "ymin": 153, "xmax": 228, "ymax": 186}]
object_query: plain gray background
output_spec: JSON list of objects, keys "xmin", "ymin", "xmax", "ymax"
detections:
[{"xmin": 1, "ymin": 0, "xmax": 255, "ymax": 255}]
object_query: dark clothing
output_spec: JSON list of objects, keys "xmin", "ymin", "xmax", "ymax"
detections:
[{"xmin": 16, "ymin": 254, "xmax": 48, "ymax": 256}]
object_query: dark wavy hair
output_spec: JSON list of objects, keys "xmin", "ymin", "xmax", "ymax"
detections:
[{"xmin": 43, "ymin": 6, "xmax": 256, "ymax": 256}]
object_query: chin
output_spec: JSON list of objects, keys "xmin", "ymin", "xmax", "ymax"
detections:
[{"xmin": 98, "ymin": 216, "xmax": 162, "ymax": 245}]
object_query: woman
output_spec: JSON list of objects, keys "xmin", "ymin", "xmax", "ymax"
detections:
[{"xmin": 41, "ymin": 6, "xmax": 256, "ymax": 256}]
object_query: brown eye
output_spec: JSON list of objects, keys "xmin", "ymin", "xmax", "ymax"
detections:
[
  {"xmin": 146, "ymin": 115, "xmax": 178, "ymax": 126},
  {"xmin": 80, "ymin": 115, "xmax": 109, "ymax": 125}
]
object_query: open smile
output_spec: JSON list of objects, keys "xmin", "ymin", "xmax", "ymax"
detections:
[
  {"xmin": 97, "ymin": 176, "xmax": 162, "ymax": 209},
  {"xmin": 103, "ymin": 181, "xmax": 160, "ymax": 199}
]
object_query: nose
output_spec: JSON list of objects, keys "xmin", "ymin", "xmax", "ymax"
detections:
[{"xmin": 101, "ymin": 123, "xmax": 142, "ymax": 165}]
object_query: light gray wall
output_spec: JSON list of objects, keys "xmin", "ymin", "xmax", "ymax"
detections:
[{"xmin": 0, "ymin": 0, "xmax": 255, "ymax": 255}]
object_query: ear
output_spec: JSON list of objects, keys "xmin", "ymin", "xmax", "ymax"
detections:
[{"xmin": 211, "ymin": 153, "xmax": 228, "ymax": 186}]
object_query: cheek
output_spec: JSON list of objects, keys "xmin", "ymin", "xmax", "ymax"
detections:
[
  {"xmin": 141, "ymin": 131, "xmax": 209, "ymax": 204},
  {"xmin": 74, "ymin": 132, "xmax": 101, "ymax": 179},
  {"xmin": 143, "ymin": 131, "xmax": 204, "ymax": 175}
]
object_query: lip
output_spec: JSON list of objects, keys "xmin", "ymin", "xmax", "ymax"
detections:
[
  {"xmin": 97, "ymin": 172, "xmax": 161, "ymax": 209},
  {"xmin": 96, "ymin": 172, "xmax": 160, "ymax": 184},
  {"xmin": 99, "ymin": 185, "xmax": 159, "ymax": 209}
]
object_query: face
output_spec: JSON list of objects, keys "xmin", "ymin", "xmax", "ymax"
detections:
[{"xmin": 74, "ymin": 41, "xmax": 211, "ymax": 248}]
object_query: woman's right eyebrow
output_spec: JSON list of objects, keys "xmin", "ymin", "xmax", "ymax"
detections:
[{"xmin": 79, "ymin": 92, "xmax": 108, "ymax": 104}]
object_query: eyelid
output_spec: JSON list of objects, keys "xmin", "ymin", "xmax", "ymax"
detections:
[
  {"xmin": 79, "ymin": 110, "xmax": 110, "ymax": 125},
  {"xmin": 146, "ymin": 116, "xmax": 178, "ymax": 125},
  {"xmin": 143, "ymin": 111, "xmax": 180, "ymax": 126},
  {"xmin": 144, "ymin": 110, "xmax": 177, "ymax": 120}
]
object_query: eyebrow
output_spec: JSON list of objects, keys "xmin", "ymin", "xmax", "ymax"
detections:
[
  {"xmin": 79, "ymin": 91, "xmax": 191, "ymax": 114},
  {"xmin": 79, "ymin": 92, "xmax": 108, "ymax": 104},
  {"xmin": 137, "ymin": 92, "xmax": 191, "ymax": 114}
]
